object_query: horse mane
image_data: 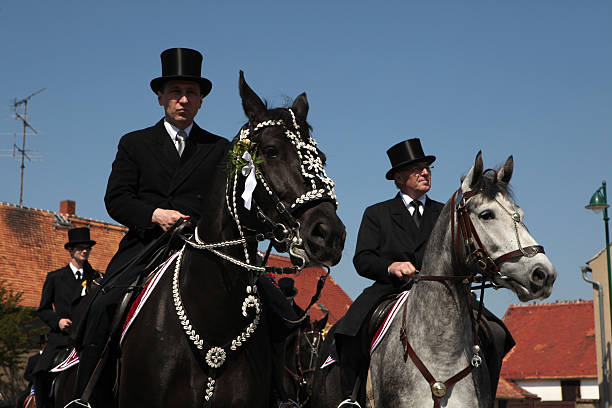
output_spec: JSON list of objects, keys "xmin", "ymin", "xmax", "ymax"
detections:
[{"xmin": 461, "ymin": 165, "xmax": 513, "ymax": 200}]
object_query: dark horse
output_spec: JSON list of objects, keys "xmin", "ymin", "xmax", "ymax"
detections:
[
  {"xmin": 282, "ymin": 311, "xmax": 329, "ymax": 407},
  {"xmin": 91, "ymin": 72, "xmax": 346, "ymax": 407}
]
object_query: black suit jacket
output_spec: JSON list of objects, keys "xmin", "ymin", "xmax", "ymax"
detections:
[
  {"xmin": 35, "ymin": 263, "xmax": 99, "ymax": 372},
  {"xmin": 335, "ymin": 194, "xmax": 444, "ymax": 337},
  {"xmin": 103, "ymin": 119, "xmax": 229, "ymax": 276}
]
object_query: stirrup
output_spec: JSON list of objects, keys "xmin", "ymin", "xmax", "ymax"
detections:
[
  {"xmin": 338, "ymin": 398, "xmax": 361, "ymax": 408},
  {"xmin": 64, "ymin": 399, "xmax": 92, "ymax": 408}
]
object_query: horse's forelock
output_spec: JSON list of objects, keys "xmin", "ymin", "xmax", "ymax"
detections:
[{"xmin": 461, "ymin": 168, "xmax": 513, "ymax": 200}]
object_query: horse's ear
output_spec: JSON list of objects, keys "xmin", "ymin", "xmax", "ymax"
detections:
[
  {"xmin": 498, "ymin": 155, "xmax": 514, "ymax": 184},
  {"xmin": 291, "ymin": 92, "xmax": 309, "ymax": 121},
  {"xmin": 239, "ymin": 70, "xmax": 267, "ymax": 123},
  {"xmin": 462, "ymin": 151, "xmax": 484, "ymax": 191}
]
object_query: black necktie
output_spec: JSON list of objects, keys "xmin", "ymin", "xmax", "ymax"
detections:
[
  {"xmin": 410, "ymin": 201, "xmax": 423, "ymax": 228},
  {"xmin": 76, "ymin": 271, "xmax": 82, "ymax": 281}
]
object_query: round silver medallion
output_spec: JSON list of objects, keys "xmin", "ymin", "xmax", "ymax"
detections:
[
  {"xmin": 431, "ymin": 381, "xmax": 447, "ymax": 397},
  {"xmin": 205, "ymin": 347, "xmax": 227, "ymax": 368}
]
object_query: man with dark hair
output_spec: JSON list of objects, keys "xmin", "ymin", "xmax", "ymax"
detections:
[
  {"xmin": 33, "ymin": 228, "xmax": 100, "ymax": 408},
  {"xmin": 73, "ymin": 48, "xmax": 229, "ymax": 402}
]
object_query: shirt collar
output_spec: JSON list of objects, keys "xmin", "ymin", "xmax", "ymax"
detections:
[
  {"xmin": 69, "ymin": 262, "xmax": 83, "ymax": 278},
  {"xmin": 400, "ymin": 192, "xmax": 427, "ymax": 209},
  {"xmin": 164, "ymin": 119, "xmax": 194, "ymax": 141}
]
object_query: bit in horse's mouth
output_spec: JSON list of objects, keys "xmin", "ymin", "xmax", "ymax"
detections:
[{"xmin": 498, "ymin": 275, "xmax": 533, "ymax": 301}]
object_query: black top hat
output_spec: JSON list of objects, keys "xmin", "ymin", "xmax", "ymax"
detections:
[
  {"xmin": 150, "ymin": 48, "xmax": 213, "ymax": 97},
  {"xmin": 278, "ymin": 277, "xmax": 298, "ymax": 298},
  {"xmin": 64, "ymin": 227, "xmax": 96, "ymax": 250},
  {"xmin": 385, "ymin": 138, "xmax": 436, "ymax": 180}
]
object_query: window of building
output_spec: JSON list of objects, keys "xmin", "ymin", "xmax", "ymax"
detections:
[{"xmin": 561, "ymin": 380, "xmax": 580, "ymax": 401}]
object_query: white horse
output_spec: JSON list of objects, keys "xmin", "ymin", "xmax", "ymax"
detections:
[{"xmin": 312, "ymin": 152, "xmax": 557, "ymax": 408}]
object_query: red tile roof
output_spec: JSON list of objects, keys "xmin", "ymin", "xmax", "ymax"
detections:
[
  {"xmin": 0, "ymin": 201, "xmax": 127, "ymax": 308},
  {"xmin": 266, "ymin": 253, "xmax": 352, "ymax": 325},
  {"xmin": 1, "ymin": 202, "xmax": 352, "ymax": 324},
  {"xmin": 496, "ymin": 377, "xmax": 539, "ymax": 400},
  {"xmin": 500, "ymin": 300, "xmax": 596, "ymax": 380}
]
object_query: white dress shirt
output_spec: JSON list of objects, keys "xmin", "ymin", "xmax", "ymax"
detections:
[
  {"xmin": 69, "ymin": 262, "xmax": 83, "ymax": 280},
  {"xmin": 400, "ymin": 192, "xmax": 427, "ymax": 216}
]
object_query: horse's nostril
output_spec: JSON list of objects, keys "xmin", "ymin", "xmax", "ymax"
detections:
[
  {"xmin": 531, "ymin": 268, "xmax": 546, "ymax": 285},
  {"xmin": 312, "ymin": 223, "xmax": 330, "ymax": 240}
]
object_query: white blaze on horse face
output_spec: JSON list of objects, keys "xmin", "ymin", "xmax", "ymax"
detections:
[{"xmin": 468, "ymin": 193, "xmax": 557, "ymax": 301}]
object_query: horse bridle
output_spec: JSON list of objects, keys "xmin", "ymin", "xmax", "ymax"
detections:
[
  {"xmin": 400, "ymin": 171, "xmax": 545, "ymax": 408},
  {"xmin": 284, "ymin": 328, "xmax": 322, "ymax": 407},
  {"xmin": 175, "ymin": 109, "xmax": 337, "ymax": 405}
]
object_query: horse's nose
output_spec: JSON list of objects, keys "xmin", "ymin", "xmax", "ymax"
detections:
[
  {"xmin": 529, "ymin": 264, "xmax": 556, "ymax": 298},
  {"xmin": 307, "ymin": 219, "xmax": 346, "ymax": 266}
]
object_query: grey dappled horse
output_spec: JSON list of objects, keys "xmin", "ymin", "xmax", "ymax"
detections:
[{"xmin": 312, "ymin": 152, "xmax": 556, "ymax": 408}]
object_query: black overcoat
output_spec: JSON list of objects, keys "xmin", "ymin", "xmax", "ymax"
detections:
[
  {"xmin": 35, "ymin": 263, "xmax": 99, "ymax": 373},
  {"xmin": 335, "ymin": 194, "xmax": 444, "ymax": 337},
  {"xmin": 103, "ymin": 119, "xmax": 229, "ymax": 277}
]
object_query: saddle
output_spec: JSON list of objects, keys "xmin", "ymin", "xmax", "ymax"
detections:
[{"xmin": 367, "ymin": 294, "xmax": 399, "ymax": 342}]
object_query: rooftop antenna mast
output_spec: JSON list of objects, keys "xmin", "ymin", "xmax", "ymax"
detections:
[{"xmin": 13, "ymin": 88, "xmax": 45, "ymax": 207}]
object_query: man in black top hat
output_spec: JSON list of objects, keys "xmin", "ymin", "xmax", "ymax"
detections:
[
  {"xmin": 33, "ymin": 228, "xmax": 101, "ymax": 408},
  {"xmin": 333, "ymin": 139, "xmax": 514, "ymax": 408},
  {"xmin": 333, "ymin": 138, "xmax": 443, "ymax": 408},
  {"xmin": 73, "ymin": 48, "xmax": 229, "ymax": 402}
]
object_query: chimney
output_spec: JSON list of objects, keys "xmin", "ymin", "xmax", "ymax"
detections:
[{"xmin": 60, "ymin": 200, "xmax": 76, "ymax": 216}]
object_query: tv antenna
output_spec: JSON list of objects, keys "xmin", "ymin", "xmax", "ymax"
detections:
[{"xmin": 12, "ymin": 88, "xmax": 45, "ymax": 206}]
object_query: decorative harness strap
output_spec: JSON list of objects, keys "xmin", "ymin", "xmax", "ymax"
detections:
[{"xmin": 399, "ymin": 172, "xmax": 546, "ymax": 407}]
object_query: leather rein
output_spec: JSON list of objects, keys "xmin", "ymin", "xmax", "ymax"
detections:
[
  {"xmin": 400, "ymin": 171, "xmax": 545, "ymax": 407},
  {"xmin": 284, "ymin": 328, "xmax": 322, "ymax": 407}
]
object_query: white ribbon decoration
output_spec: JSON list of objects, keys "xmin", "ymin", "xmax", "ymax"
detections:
[{"xmin": 240, "ymin": 151, "xmax": 257, "ymax": 210}]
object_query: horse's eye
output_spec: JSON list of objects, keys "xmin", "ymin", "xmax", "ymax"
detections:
[
  {"xmin": 479, "ymin": 210, "xmax": 495, "ymax": 220},
  {"xmin": 263, "ymin": 146, "xmax": 280, "ymax": 159}
]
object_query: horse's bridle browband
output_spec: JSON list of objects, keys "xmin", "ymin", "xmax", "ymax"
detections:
[{"xmin": 400, "ymin": 172, "xmax": 546, "ymax": 408}]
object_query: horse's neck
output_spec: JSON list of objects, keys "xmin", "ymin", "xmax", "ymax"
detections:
[{"xmin": 406, "ymin": 205, "xmax": 474, "ymax": 360}]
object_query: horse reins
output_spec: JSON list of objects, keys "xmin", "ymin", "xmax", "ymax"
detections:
[
  {"xmin": 284, "ymin": 328, "xmax": 322, "ymax": 407},
  {"xmin": 400, "ymin": 170, "xmax": 545, "ymax": 407}
]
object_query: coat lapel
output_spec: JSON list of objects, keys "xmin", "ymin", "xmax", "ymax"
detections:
[
  {"xmin": 389, "ymin": 194, "xmax": 419, "ymax": 248},
  {"xmin": 169, "ymin": 123, "xmax": 221, "ymax": 194},
  {"xmin": 61, "ymin": 265, "xmax": 82, "ymax": 303},
  {"xmin": 413, "ymin": 197, "xmax": 443, "ymax": 247},
  {"xmin": 390, "ymin": 194, "xmax": 442, "ymax": 249},
  {"xmin": 145, "ymin": 119, "xmax": 181, "ymax": 177}
]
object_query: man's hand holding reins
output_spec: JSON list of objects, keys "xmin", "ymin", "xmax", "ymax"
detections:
[
  {"xmin": 59, "ymin": 318, "xmax": 72, "ymax": 332},
  {"xmin": 152, "ymin": 208, "xmax": 190, "ymax": 231},
  {"xmin": 388, "ymin": 261, "xmax": 419, "ymax": 281}
]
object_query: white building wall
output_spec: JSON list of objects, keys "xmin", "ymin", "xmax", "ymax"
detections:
[
  {"xmin": 580, "ymin": 378, "xmax": 600, "ymax": 399},
  {"xmin": 514, "ymin": 378, "xmax": 599, "ymax": 401},
  {"xmin": 515, "ymin": 379, "xmax": 561, "ymax": 401}
]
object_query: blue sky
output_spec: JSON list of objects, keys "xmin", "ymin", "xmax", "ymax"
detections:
[{"xmin": 1, "ymin": 1, "xmax": 611, "ymax": 317}]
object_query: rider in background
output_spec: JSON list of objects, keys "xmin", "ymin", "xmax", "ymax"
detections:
[
  {"xmin": 334, "ymin": 138, "xmax": 444, "ymax": 408},
  {"xmin": 73, "ymin": 47, "xmax": 229, "ymax": 400},
  {"xmin": 333, "ymin": 139, "xmax": 515, "ymax": 408},
  {"xmin": 34, "ymin": 228, "xmax": 100, "ymax": 408},
  {"xmin": 16, "ymin": 334, "xmax": 47, "ymax": 408}
]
